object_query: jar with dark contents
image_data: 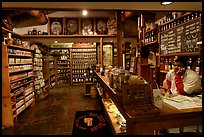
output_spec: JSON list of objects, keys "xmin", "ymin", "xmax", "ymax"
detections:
[
  {"xmin": 28, "ymin": 30, "xmax": 32, "ymax": 35},
  {"xmin": 38, "ymin": 30, "xmax": 41, "ymax": 35},
  {"xmin": 32, "ymin": 28, "xmax": 37, "ymax": 35}
]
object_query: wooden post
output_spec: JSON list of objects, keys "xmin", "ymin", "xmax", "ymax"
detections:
[
  {"xmin": 116, "ymin": 11, "xmax": 123, "ymax": 68},
  {"xmin": 100, "ymin": 37, "xmax": 103, "ymax": 66}
]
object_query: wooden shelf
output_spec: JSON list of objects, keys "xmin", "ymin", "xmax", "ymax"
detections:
[
  {"xmin": 9, "ymin": 63, "xmax": 32, "ymax": 66},
  {"xmin": 8, "ymin": 54, "xmax": 32, "ymax": 58},
  {"xmin": 144, "ymin": 40, "xmax": 158, "ymax": 46},
  {"xmin": 160, "ymin": 15, "xmax": 200, "ymax": 33},
  {"xmin": 6, "ymin": 44, "xmax": 34, "ymax": 52},
  {"xmin": 2, "ymin": 27, "xmax": 21, "ymax": 37},
  {"xmin": 160, "ymin": 70, "xmax": 169, "ymax": 73},
  {"xmin": 160, "ymin": 52, "xmax": 200, "ymax": 57},
  {"xmin": 10, "ymin": 75, "xmax": 33, "ymax": 83},
  {"xmin": 22, "ymin": 34, "xmax": 116, "ymax": 38},
  {"xmin": 21, "ymin": 34, "xmax": 117, "ymax": 43},
  {"xmin": 158, "ymin": 12, "xmax": 192, "ymax": 27}
]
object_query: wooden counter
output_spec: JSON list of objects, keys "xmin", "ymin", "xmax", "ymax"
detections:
[{"xmin": 94, "ymin": 71, "xmax": 202, "ymax": 135}]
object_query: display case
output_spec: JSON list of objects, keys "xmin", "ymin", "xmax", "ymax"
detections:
[{"xmin": 93, "ymin": 71, "xmax": 162, "ymax": 135}]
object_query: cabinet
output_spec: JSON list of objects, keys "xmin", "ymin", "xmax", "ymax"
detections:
[
  {"xmin": 70, "ymin": 44, "xmax": 97, "ymax": 85},
  {"xmin": 2, "ymin": 28, "xmax": 35, "ymax": 127},
  {"xmin": 158, "ymin": 13, "xmax": 202, "ymax": 87}
]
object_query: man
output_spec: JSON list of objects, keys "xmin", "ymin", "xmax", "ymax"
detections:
[
  {"xmin": 160, "ymin": 57, "xmax": 202, "ymax": 135},
  {"xmin": 165, "ymin": 57, "xmax": 201, "ymax": 95}
]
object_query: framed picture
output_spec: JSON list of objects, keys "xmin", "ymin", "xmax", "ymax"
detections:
[
  {"xmin": 49, "ymin": 17, "xmax": 63, "ymax": 35},
  {"xmin": 103, "ymin": 44, "xmax": 113, "ymax": 67},
  {"xmin": 66, "ymin": 18, "xmax": 79, "ymax": 35},
  {"xmin": 96, "ymin": 17, "xmax": 108, "ymax": 34},
  {"xmin": 81, "ymin": 18, "xmax": 94, "ymax": 35}
]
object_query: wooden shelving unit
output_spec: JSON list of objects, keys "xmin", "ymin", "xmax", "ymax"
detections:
[
  {"xmin": 124, "ymin": 42, "xmax": 132, "ymax": 70},
  {"xmin": 159, "ymin": 14, "xmax": 202, "ymax": 87},
  {"xmin": 57, "ymin": 54, "xmax": 70, "ymax": 84},
  {"xmin": 2, "ymin": 28, "xmax": 35, "ymax": 127},
  {"xmin": 49, "ymin": 55, "xmax": 56, "ymax": 88},
  {"xmin": 70, "ymin": 45, "xmax": 97, "ymax": 85}
]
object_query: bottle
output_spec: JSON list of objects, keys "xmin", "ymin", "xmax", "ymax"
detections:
[
  {"xmin": 168, "ymin": 58, "xmax": 172, "ymax": 70},
  {"xmin": 32, "ymin": 28, "xmax": 37, "ymax": 35},
  {"xmin": 148, "ymin": 32, "xmax": 151, "ymax": 43},
  {"xmin": 194, "ymin": 58, "xmax": 200, "ymax": 75},
  {"xmin": 151, "ymin": 31, "xmax": 154, "ymax": 42},
  {"xmin": 7, "ymin": 33, "xmax": 13, "ymax": 45},
  {"xmin": 187, "ymin": 58, "xmax": 192, "ymax": 69},
  {"xmin": 64, "ymin": 27, "xmax": 68, "ymax": 35},
  {"xmin": 165, "ymin": 58, "xmax": 169, "ymax": 71}
]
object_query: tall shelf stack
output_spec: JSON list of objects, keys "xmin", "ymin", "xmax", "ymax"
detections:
[
  {"xmin": 2, "ymin": 28, "xmax": 35, "ymax": 127},
  {"xmin": 30, "ymin": 44, "xmax": 46, "ymax": 100},
  {"xmin": 70, "ymin": 44, "xmax": 97, "ymax": 85},
  {"xmin": 57, "ymin": 54, "xmax": 70, "ymax": 84},
  {"xmin": 49, "ymin": 55, "xmax": 56, "ymax": 88},
  {"xmin": 49, "ymin": 43, "xmax": 71, "ymax": 84}
]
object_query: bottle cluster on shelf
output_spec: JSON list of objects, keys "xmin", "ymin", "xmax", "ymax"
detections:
[
  {"xmin": 57, "ymin": 54, "xmax": 70, "ymax": 84},
  {"xmin": 160, "ymin": 12, "xmax": 201, "ymax": 55},
  {"xmin": 49, "ymin": 61, "xmax": 54, "ymax": 68},
  {"xmin": 10, "ymin": 76, "xmax": 33, "ymax": 89},
  {"xmin": 161, "ymin": 56, "xmax": 202, "ymax": 76},
  {"xmin": 71, "ymin": 47, "xmax": 96, "ymax": 85},
  {"xmin": 72, "ymin": 52, "xmax": 96, "ymax": 58},
  {"xmin": 160, "ymin": 12, "xmax": 201, "ymax": 32},
  {"xmin": 7, "ymin": 48, "xmax": 32, "ymax": 56},
  {"xmin": 9, "ymin": 65, "xmax": 33, "ymax": 73},
  {"xmin": 9, "ymin": 71, "xmax": 33, "ymax": 81},
  {"xmin": 31, "ymin": 44, "xmax": 46, "ymax": 97},
  {"xmin": 144, "ymin": 29, "xmax": 158, "ymax": 44},
  {"xmin": 10, "ymin": 79, "xmax": 33, "ymax": 94},
  {"xmin": 58, "ymin": 73, "xmax": 69, "ymax": 77},
  {"xmin": 72, "ymin": 48, "xmax": 96, "ymax": 52},
  {"xmin": 8, "ymin": 58, "xmax": 32, "ymax": 64},
  {"xmin": 50, "ymin": 75, "xmax": 55, "ymax": 88},
  {"xmin": 27, "ymin": 28, "xmax": 48, "ymax": 35}
]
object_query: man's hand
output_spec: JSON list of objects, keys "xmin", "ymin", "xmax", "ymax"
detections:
[{"xmin": 175, "ymin": 67, "xmax": 185, "ymax": 75}]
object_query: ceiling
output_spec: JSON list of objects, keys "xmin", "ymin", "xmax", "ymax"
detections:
[
  {"xmin": 2, "ymin": 2, "xmax": 202, "ymax": 28},
  {"xmin": 2, "ymin": 2, "xmax": 202, "ymax": 11}
]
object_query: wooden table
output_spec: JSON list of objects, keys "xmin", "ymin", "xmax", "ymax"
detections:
[{"xmin": 94, "ymin": 71, "xmax": 202, "ymax": 135}]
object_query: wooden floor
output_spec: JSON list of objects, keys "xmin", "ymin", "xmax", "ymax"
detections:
[
  {"xmin": 2, "ymin": 83, "xmax": 202, "ymax": 135},
  {"xmin": 2, "ymin": 83, "xmax": 101, "ymax": 135}
]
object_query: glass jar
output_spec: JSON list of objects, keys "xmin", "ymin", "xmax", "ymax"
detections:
[{"xmin": 32, "ymin": 28, "xmax": 37, "ymax": 35}]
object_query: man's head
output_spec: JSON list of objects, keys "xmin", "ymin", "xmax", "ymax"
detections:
[{"xmin": 173, "ymin": 57, "xmax": 187, "ymax": 75}]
